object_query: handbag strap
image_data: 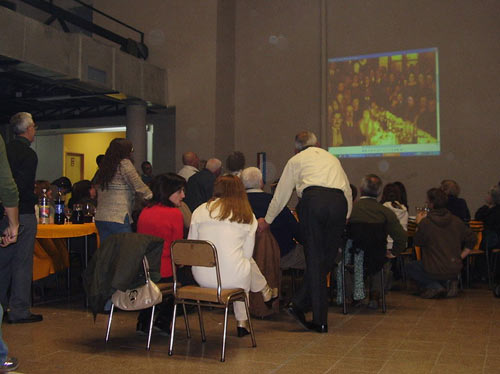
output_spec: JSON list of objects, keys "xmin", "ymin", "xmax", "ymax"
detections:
[{"xmin": 142, "ymin": 256, "xmax": 152, "ymax": 283}]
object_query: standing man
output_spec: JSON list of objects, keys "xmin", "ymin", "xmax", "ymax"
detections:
[
  {"xmin": 184, "ymin": 158, "xmax": 222, "ymax": 212},
  {"xmin": 0, "ymin": 133, "xmax": 20, "ymax": 372},
  {"xmin": 178, "ymin": 151, "xmax": 200, "ymax": 181},
  {"xmin": 1, "ymin": 112, "xmax": 42, "ymax": 324},
  {"xmin": 258, "ymin": 131, "xmax": 352, "ymax": 333}
]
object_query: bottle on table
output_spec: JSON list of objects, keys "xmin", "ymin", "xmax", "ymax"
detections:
[
  {"xmin": 39, "ymin": 188, "xmax": 50, "ymax": 224},
  {"xmin": 54, "ymin": 187, "xmax": 65, "ymax": 225}
]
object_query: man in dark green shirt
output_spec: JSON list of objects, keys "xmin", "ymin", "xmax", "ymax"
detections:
[{"xmin": 349, "ymin": 174, "xmax": 406, "ymax": 309}]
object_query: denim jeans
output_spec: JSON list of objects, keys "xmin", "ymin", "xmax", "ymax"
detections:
[
  {"xmin": 0, "ymin": 214, "xmax": 37, "ymax": 320},
  {"xmin": 95, "ymin": 215, "xmax": 132, "ymax": 243},
  {"xmin": 406, "ymin": 261, "xmax": 445, "ymax": 289},
  {"xmin": 0, "ymin": 304, "xmax": 8, "ymax": 363}
]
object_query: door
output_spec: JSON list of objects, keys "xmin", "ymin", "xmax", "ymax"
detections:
[{"xmin": 65, "ymin": 153, "xmax": 84, "ymax": 185}]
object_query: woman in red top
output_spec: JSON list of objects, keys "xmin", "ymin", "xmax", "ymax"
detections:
[{"xmin": 136, "ymin": 172, "xmax": 186, "ymax": 334}]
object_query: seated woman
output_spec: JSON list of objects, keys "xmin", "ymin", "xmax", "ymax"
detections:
[
  {"xmin": 136, "ymin": 173, "xmax": 186, "ymax": 334},
  {"xmin": 440, "ymin": 179, "xmax": 470, "ymax": 222},
  {"xmin": 188, "ymin": 174, "xmax": 275, "ymax": 337},
  {"xmin": 475, "ymin": 185, "xmax": 500, "ymax": 251}
]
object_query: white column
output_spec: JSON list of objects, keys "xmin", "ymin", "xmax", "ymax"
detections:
[{"xmin": 126, "ymin": 102, "xmax": 147, "ymax": 170}]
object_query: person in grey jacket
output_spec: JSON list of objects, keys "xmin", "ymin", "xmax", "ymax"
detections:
[{"xmin": 94, "ymin": 138, "xmax": 152, "ymax": 242}]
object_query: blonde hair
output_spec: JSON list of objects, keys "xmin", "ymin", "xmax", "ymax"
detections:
[{"xmin": 207, "ymin": 175, "xmax": 254, "ymax": 224}]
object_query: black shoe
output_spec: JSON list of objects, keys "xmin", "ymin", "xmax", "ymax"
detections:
[
  {"xmin": 264, "ymin": 295, "xmax": 279, "ymax": 309},
  {"xmin": 8, "ymin": 313, "xmax": 43, "ymax": 324},
  {"xmin": 237, "ymin": 327, "xmax": 250, "ymax": 337},
  {"xmin": 153, "ymin": 318, "xmax": 171, "ymax": 336},
  {"xmin": 306, "ymin": 322, "xmax": 328, "ymax": 333},
  {"xmin": 286, "ymin": 303, "xmax": 308, "ymax": 330}
]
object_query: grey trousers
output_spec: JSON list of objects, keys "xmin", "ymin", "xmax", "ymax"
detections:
[{"xmin": 0, "ymin": 214, "xmax": 37, "ymax": 320}]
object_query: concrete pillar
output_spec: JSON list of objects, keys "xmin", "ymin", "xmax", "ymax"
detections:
[{"xmin": 126, "ymin": 102, "xmax": 147, "ymax": 171}]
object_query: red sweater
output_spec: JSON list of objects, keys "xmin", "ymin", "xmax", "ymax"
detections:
[{"xmin": 137, "ymin": 205, "xmax": 183, "ymax": 278}]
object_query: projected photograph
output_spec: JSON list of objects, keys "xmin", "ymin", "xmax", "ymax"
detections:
[{"xmin": 327, "ymin": 48, "xmax": 440, "ymax": 158}]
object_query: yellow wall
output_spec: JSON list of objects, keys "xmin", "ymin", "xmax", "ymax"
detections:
[{"xmin": 63, "ymin": 132, "xmax": 125, "ymax": 183}]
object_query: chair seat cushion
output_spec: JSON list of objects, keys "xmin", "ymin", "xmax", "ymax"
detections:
[
  {"xmin": 157, "ymin": 282, "xmax": 174, "ymax": 296},
  {"xmin": 177, "ymin": 285, "xmax": 245, "ymax": 304}
]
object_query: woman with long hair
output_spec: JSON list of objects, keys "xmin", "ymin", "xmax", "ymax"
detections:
[
  {"xmin": 94, "ymin": 138, "xmax": 152, "ymax": 241},
  {"xmin": 135, "ymin": 173, "xmax": 186, "ymax": 334},
  {"xmin": 188, "ymin": 175, "xmax": 274, "ymax": 337}
]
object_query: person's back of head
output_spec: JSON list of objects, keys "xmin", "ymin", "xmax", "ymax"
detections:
[
  {"xmin": 51, "ymin": 177, "xmax": 72, "ymax": 194},
  {"xmin": 182, "ymin": 151, "xmax": 199, "ymax": 168},
  {"xmin": 209, "ymin": 174, "xmax": 253, "ymax": 224},
  {"xmin": 96, "ymin": 154, "xmax": 105, "ymax": 167},
  {"xmin": 10, "ymin": 112, "xmax": 36, "ymax": 142},
  {"xmin": 295, "ymin": 131, "xmax": 318, "ymax": 152},
  {"xmin": 488, "ymin": 185, "xmax": 500, "ymax": 206},
  {"xmin": 360, "ymin": 174, "xmax": 382, "ymax": 198},
  {"xmin": 241, "ymin": 167, "xmax": 263, "ymax": 190},
  {"xmin": 380, "ymin": 183, "xmax": 402, "ymax": 204},
  {"xmin": 206, "ymin": 158, "xmax": 222, "ymax": 175},
  {"xmin": 440, "ymin": 179, "xmax": 460, "ymax": 197},
  {"xmin": 226, "ymin": 151, "xmax": 246, "ymax": 173},
  {"xmin": 427, "ymin": 187, "xmax": 448, "ymax": 209}
]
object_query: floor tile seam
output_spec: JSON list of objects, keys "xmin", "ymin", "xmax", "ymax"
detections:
[{"xmin": 267, "ymin": 333, "xmax": 327, "ymax": 373}]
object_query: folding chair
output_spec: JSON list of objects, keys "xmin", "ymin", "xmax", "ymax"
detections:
[{"xmin": 168, "ymin": 239, "xmax": 256, "ymax": 362}]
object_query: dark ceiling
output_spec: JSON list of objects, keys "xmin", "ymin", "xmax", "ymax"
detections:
[{"xmin": 0, "ymin": 56, "xmax": 130, "ymax": 124}]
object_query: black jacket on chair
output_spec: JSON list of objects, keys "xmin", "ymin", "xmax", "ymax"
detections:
[
  {"xmin": 83, "ymin": 232, "xmax": 164, "ymax": 318},
  {"xmin": 347, "ymin": 222, "xmax": 387, "ymax": 276}
]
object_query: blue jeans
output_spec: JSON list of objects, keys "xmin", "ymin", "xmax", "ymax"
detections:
[
  {"xmin": 95, "ymin": 215, "xmax": 132, "ymax": 243},
  {"xmin": 0, "ymin": 214, "xmax": 37, "ymax": 320},
  {"xmin": 406, "ymin": 261, "xmax": 445, "ymax": 289},
  {"xmin": 0, "ymin": 304, "xmax": 8, "ymax": 363}
]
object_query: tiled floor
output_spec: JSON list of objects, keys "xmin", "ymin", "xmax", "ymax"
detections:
[{"xmin": 3, "ymin": 288, "xmax": 500, "ymax": 374}]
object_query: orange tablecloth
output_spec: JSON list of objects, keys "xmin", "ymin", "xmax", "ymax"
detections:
[
  {"xmin": 36, "ymin": 223, "xmax": 98, "ymax": 239},
  {"xmin": 34, "ymin": 223, "xmax": 99, "ymax": 281}
]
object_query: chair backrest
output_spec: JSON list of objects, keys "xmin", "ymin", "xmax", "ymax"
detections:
[
  {"xmin": 170, "ymin": 239, "xmax": 223, "ymax": 302},
  {"xmin": 468, "ymin": 220, "xmax": 484, "ymax": 251},
  {"xmin": 171, "ymin": 239, "xmax": 217, "ymax": 267},
  {"xmin": 407, "ymin": 219, "xmax": 417, "ymax": 237}
]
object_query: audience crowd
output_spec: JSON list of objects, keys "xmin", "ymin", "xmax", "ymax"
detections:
[{"xmin": 1, "ymin": 112, "xmax": 499, "ymax": 371}]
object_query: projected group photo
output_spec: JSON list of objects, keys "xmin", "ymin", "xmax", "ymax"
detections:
[{"xmin": 327, "ymin": 48, "xmax": 439, "ymax": 158}]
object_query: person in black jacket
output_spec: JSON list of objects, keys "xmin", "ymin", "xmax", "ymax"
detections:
[
  {"xmin": 0, "ymin": 112, "xmax": 43, "ymax": 324},
  {"xmin": 440, "ymin": 179, "xmax": 470, "ymax": 222},
  {"xmin": 184, "ymin": 158, "xmax": 221, "ymax": 212}
]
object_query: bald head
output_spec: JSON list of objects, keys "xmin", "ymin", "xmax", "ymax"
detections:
[
  {"xmin": 206, "ymin": 158, "xmax": 222, "ymax": 176},
  {"xmin": 182, "ymin": 151, "xmax": 199, "ymax": 168}
]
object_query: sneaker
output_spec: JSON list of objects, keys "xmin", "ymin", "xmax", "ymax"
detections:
[
  {"xmin": 1, "ymin": 357, "xmax": 19, "ymax": 372},
  {"xmin": 8, "ymin": 313, "xmax": 43, "ymax": 324}
]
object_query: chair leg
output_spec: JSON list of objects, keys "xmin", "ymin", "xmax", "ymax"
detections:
[
  {"xmin": 105, "ymin": 304, "xmax": 115, "ymax": 342},
  {"xmin": 182, "ymin": 304, "xmax": 191, "ymax": 339},
  {"xmin": 197, "ymin": 301, "xmax": 206, "ymax": 342},
  {"xmin": 221, "ymin": 305, "xmax": 229, "ymax": 362},
  {"xmin": 342, "ymin": 250, "xmax": 348, "ymax": 315},
  {"xmin": 168, "ymin": 302, "xmax": 178, "ymax": 356},
  {"xmin": 381, "ymin": 270, "xmax": 386, "ymax": 313},
  {"xmin": 146, "ymin": 304, "xmax": 156, "ymax": 350},
  {"xmin": 243, "ymin": 295, "xmax": 257, "ymax": 348}
]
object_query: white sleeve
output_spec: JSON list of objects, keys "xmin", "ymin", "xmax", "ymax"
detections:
[
  {"xmin": 242, "ymin": 217, "xmax": 258, "ymax": 259},
  {"xmin": 265, "ymin": 160, "xmax": 295, "ymax": 224}
]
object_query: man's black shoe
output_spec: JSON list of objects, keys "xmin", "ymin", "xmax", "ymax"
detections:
[
  {"xmin": 306, "ymin": 322, "xmax": 328, "ymax": 333},
  {"xmin": 8, "ymin": 313, "xmax": 43, "ymax": 324},
  {"xmin": 286, "ymin": 303, "xmax": 308, "ymax": 330}
]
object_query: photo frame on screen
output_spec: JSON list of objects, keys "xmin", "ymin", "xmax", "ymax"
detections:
[{"xmin": 327, "ymin": 47, "xmax": 440, "ymax": 158}]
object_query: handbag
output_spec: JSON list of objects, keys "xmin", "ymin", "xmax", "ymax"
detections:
[{"xmin": 111, "ymin": 257, "xmax": 162, "ymax": 311}]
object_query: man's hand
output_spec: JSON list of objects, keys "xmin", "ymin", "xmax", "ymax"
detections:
[
  {"xmin": 257, "ymin": 218, "xmax": 270, "ymax": 233},
  {"xmin": 1, "ymin": 224, "xmax": 19, "ymax": 247},
  {"xmin": 385, "ymin": 250, "xmax": 396, "ymax": 259}
]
